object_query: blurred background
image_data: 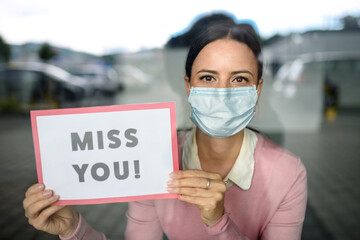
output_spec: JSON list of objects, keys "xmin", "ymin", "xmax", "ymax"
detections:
[{"xmin": 0, "ymin": 0, "xmax": 359, "ymax": 239}]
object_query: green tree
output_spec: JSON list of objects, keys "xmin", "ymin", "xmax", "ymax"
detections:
[
  {"xmin": 0, "ymin": 35, "xmax": 11, "ymax": 63},
  {"xmin": 38, "ymin": 43, "xmax": 57, "ymax": 62}
]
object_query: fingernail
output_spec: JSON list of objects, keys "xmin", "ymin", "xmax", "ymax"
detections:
[
  {"xmin": 35, "ymin": 184, "xmax": 44, "ymax": 191},
  {"xmin": 166, "ymin": 187, "xmax": 175, "ymax": 193},
  {"xmin": 48, "ymin": 195, "xmax": 58, "ymax": 202},
  {"xmin": 43, "ymin": 190, "xmax": 52, "ymax": 197},
  {"xmin": 167, "ymin": 180, "xmax": 175, "ymax": 186},
  {"xmin": 168, "ymin": 172, "xmax": 177, "ymax": 178}
]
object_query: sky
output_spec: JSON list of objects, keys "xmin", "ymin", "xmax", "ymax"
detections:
[{"xmin": 0, "ymin": 0, "xmax": 359, "ymax": 55}]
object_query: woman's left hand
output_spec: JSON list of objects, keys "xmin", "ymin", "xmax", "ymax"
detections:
[{"xmin": 167, "ymin": 170, "xmax": 227, "ymax": 226}]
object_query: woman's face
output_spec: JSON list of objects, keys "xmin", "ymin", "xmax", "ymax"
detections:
[{"xmin": 185, "ymin": 39, "xmax": 263, "ymax": 96}]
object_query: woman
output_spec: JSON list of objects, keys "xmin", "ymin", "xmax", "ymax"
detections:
[{"xmin": 23, "ymin": 22, "xmax": 307, "ymax": 240}]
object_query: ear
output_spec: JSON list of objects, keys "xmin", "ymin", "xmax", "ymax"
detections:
[
  {"xmin": 256, "ymin": 78, "xmax": 263, "ymax": 103},
  {"xmin": 184, "ymin": 75, "xmax": 191, "ymax": 96}
]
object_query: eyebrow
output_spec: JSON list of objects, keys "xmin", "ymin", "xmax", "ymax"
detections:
[
  {"xmin": 231, "ymin": 70, "xmax": 254, "ymax": 77},
  {"xmin": 196, "ymin": 69, "xmax": 218, "ymax": 75},
  {"xmin": 196, "ymin": 69, "xmax": 254, "ymax": 77}
]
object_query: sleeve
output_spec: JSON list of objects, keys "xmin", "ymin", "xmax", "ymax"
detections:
[
  {"xmin": 204, "ymin": 212, "xmax": 250, "ymax": 240},
  {"xmin": 261, "ymin": 159, "xmax": 308, "ymax": 240},
  {"xmin": 125, "ymin": 200, "xmax": 163, "ymax": 240},
  {"xmin": 59, "ymin": 214, "xmax": 108, "ymax": 240}
]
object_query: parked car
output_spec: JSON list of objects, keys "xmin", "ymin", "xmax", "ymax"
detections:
[
  {"xmin": 68, "ymin": 64, "xmax": 123, "ymax": 95},
  {"xmin": 114, "ymin": 64, "xmax": 151, "ymax": 89},
  {"xmin": 0, "ymin": 61, "xmax": 93, "ymax": 111}
]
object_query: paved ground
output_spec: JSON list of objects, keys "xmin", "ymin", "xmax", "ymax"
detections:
[
  {"xmin": 0, "ymin": 109, "xmax": 358, "ymax": 239},
  {"xmin": 283, "ymin": 109, "xmax": 360, "ymax": 240}
]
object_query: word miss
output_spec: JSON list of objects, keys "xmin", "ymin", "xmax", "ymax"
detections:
[{"xmin": 70, "ymin": 128, "xmax": 138, "ymax": 151}]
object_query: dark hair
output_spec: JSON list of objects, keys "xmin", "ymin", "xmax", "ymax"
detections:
[
  {"xmin": 166, "ymin": 13, "xmax": 235, "ymax": 48},
  {"xmin": 185, "ymin": 22, "xmax": 263, "ymax": 81}
]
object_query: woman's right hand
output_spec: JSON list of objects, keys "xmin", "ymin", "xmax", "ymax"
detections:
[{"xmin": 23, "ymin": 183, "xmax": 79, "ymax": 237}]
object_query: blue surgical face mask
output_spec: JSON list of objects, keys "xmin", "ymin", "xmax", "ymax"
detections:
[{"xmin": 188, "ymin": 86, "xmax": 258, "ymax": 138}]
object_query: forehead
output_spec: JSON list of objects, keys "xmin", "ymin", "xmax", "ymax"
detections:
[{"xmin": 192, "ymin": 39, "xmax": 258, "ymax": 75}]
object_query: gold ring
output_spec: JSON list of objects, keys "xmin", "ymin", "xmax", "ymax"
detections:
[{"xmin": 206, "ymin": 178, "xmax": 211, "ymax": 189}]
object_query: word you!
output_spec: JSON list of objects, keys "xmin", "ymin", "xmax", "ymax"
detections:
[{"xmin": 70, "ymin": 128, "xmax": 141, "ymax": 182}]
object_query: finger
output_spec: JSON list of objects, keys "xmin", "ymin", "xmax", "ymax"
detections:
[
  {"xmin": 167, "ymin": 178, "xmax": 225, "ymax": 191},
  {"xmin": 30, "ymin": 205, "xmax": 65, "ymax": 231},
  {"xmin": 167, "ymin": 186, "xmax": 214, "ymax": 197},
  {"xmin": 169, "ymin": 170, "xmax": 222, "ymax": 180},
  {"xmin": 180, "ymin": 195, "xmax": 208, "ymax": 206},
  {"xmin": 167, "ymin": 177, "xmax": 208, "ymax": 189},
  {"xmin": 24, "ymin": 189, "xmax": 53, "ymax": 212},
  {"xmin": 25, "ymin": 184, "xmax": 45, "ymax": 198},
  {"xmin": 179, "ymin": 195, "xmax": 223, "ymax": 210},
  {"xmin": 26, "ymin": 194, "xmax": 59, "ymax": 219},
  {"xmin": 36, "ymin": 204, "xmax": 66, "ymax": 224}
]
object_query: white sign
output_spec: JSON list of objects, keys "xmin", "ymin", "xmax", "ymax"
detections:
[{"xmin": 31, "ymin": 103, "xmax": 179, "ymax": 205}]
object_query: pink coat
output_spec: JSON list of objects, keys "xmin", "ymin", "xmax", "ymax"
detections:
[{"xmin": 61, "ymin": 133, "xmax": 307, "ymax": 240}]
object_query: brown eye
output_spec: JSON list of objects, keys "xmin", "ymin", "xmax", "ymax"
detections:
[
  {"xmin": 233, "ymin": 76, "xmax": 249, "ymax": 83},
  {"xmin": 200, "ymin": 75, "xmax": 215, "ymax": 82}
]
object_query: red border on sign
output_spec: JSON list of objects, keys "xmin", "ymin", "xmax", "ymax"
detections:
[{"xmin": 30, "ymin": 102, "xmax": 179, "ymax": 205}]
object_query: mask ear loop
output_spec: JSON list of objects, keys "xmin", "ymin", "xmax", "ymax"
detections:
[
  {"xmin": 188, "ymin": 82, "xmax": 193, "ymax": 92},
  {"xmin": 254, "ymin": 81, "xmax": 261, "ymax": 115}
]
